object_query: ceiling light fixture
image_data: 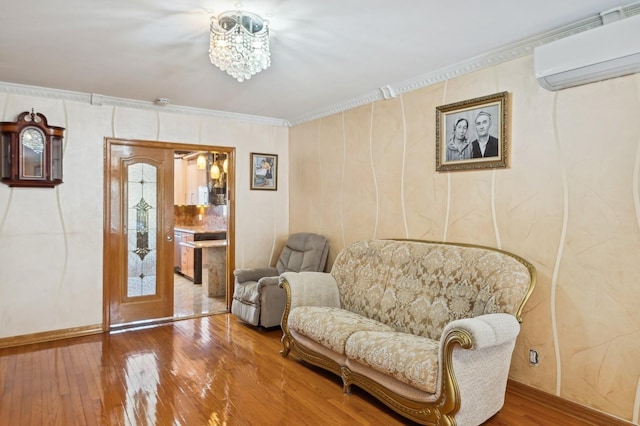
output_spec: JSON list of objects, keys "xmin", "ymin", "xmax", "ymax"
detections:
[
  {"xmin": 210, "ymin": 163, "xmax": 221, "ymax": 180},
  {"xmin": 209, "ymin": 10, "xmax": 271, "ymax": 82},
  {"xmin": 196, "ymin": 154, "xmax": 207, "ymax": 170}
]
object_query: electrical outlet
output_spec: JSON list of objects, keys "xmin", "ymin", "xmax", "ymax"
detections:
[{"xmin": 529, "ymin": 349, "xmax": 539, "ymax": 365}]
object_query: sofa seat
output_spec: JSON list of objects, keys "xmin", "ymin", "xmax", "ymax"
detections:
[
  {"xmin": 345, "ymin": 330, "xmax": 439, "ymax": 393},
  {"xmin": 288, "ymin": 306, "xmax": 393, "ymax": 354}
]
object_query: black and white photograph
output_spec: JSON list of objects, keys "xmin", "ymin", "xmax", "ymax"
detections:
[{"xmin": 435, "ymin": 92, "xmax": 509, "ymax": 171}]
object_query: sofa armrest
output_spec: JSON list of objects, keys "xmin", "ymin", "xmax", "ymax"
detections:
[
  {"xmin": 234, "ymin": 267, "xmax": 278, "ymax": 284},
  {"xmin": 441, "ymin": 313, "xmax": 520, "ymax": 350},
  {"xmin": 438, "ymin": 313, "xmax": 521, "ymax": 426},
  {"xmin": 279, "ymin": 271, "xmax": 340, "ymax": 310}
]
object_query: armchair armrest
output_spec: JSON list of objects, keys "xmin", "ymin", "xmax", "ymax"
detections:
[
  {"xmin": 279, "ymin": 271, "xmax": 340, "ymax": 310},
  {"xmin": 257, "ymin": 276, "xmax": 280, "ymax": 290},
  {"xmin": 234, "ymin": 267, "xmax": 278, "ymax": 284}
]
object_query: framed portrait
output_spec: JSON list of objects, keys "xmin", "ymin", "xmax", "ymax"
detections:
[
  {"xmin": 435, "ymin": 91, "xmax": 509, "ymax": 172},
  {"xmin": 250, "ymin": 152, "xmax": 278, "ymax": 190}
]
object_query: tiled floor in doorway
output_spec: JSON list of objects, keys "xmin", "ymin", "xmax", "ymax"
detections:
[{"xmin": 174, "ymin": 273, "xmax": 228, "ymax": 318}]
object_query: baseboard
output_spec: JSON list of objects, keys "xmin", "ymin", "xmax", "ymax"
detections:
[
  {"xmin": 0, "ymin": 324, "xmax": 104, "ymax": 349},
  {"xmin": 507, "ymin": 379, "xmax": 633, "ymax": 426}
]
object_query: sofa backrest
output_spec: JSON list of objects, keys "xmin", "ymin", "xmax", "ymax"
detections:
[{"xmin": 330, "ymin": 239, "xmax": 535, "ymax": 340}]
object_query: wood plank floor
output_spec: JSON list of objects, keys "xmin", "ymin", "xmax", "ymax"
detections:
[{"xmin": 0, "ymin": 314, "xmax": 598, "ymax": 425}]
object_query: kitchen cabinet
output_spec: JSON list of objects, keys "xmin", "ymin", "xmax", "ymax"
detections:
[
  {"xmin": 175, "ymin": 228, "xmax": 225, "ymax": 284},
  {"xmin": 180, "ymin": 232, "xmax": 195, "ymax": 281},
  {"xmin": 174, "ymin": 156, "xmax": 207, "ymax": 205},
  {"xmin": 174, "ymin": 158, "xmax": 185, "ymax": 205},
  {"xmin": 174, "ymin": 151, "xmax": 229, "ymax": 206},
  {"xmin": 185, "ymin": 160, "xmax": 207, "ymax": 205},
  {"xmin": 174, "ymin": 230, "xmax": 182, "ymax": 271}
]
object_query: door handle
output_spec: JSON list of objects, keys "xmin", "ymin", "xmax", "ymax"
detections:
[{"xmin": 166, "ymin": 235, "xmax": 173, "ymax": 242}]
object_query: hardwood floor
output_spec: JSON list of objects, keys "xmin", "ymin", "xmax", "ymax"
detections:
[{"xmin": 0, "ymin": 314, "xmax": 607, "ymax": 425}]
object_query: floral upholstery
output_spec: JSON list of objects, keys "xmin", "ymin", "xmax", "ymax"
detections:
[
  {"xmin": 288, "ymin": 306, "xmax": 393, "ymax": 353},
  {"xmin": 332, "ymin": 240, "xmax": 531, "ymax": 341},
  {"xmin": 345, "ymin": 331, "xmax": 440, "ymax": 393},
  {"xmin": 280, "ymin": 239, "xmax": 535, "ymax": 426}
]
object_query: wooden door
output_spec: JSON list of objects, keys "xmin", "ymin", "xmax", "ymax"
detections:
[{"xmin": 104, "ymin": 139, "xmax": 174, "ymax": 326}]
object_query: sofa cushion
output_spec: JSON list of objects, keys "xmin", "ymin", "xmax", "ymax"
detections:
[
  {"xmin": 345, "ymin": 330, "xmax": 439, "ymax": 393},
  {"xmin": 288, "ymin": 306, "xmax": 393, "ymax": 354}
]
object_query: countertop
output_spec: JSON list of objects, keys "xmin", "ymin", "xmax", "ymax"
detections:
[
  {"xmin": 174, "ymin": 226, "xmax": 226, "ymax": 234},
  {"xmin": 179, "ymin": 240, "xmax": 227, "ymax": 249}
]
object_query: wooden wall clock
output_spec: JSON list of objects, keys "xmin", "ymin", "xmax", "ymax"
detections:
[{"xmin": 0, "ymin": 110, "xmax": 65, "ymax": 188}]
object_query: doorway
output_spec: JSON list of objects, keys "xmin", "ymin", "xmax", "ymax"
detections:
[
  {"xmin": 103, "ymin": 138, "xmax": 235, "ymax": 330},
  {"xmin": 172, "ymin": 149, "xmax": 231, "ymax": 319}
]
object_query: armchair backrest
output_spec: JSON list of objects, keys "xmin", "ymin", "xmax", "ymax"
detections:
[{"xmin": 276, "ymin": 233, "xmax": 329, "ymax": 274}]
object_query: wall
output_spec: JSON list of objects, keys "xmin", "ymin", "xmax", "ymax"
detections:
[
  {"xmin": 0, "ymin": 92, "xmax": 289, "ymax": 339},
  {"xmin": 288, "ymin": 55, "xmax": 640, "ymax": 423}
]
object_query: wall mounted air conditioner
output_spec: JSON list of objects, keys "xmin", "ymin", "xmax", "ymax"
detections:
[{"xmin": 534, "ymin": 12, "xmax": 640, "ymax": 90}]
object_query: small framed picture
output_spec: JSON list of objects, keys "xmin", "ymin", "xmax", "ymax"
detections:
[
  {"xmin": 250, "ymin": 152, "xmax": 277, "ymax": 190},
  {"xmin": 435, "ymin": 91, "xmax": 509, "ymax": 172}
]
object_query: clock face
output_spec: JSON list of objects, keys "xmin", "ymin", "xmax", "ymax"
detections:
[{"xmin": 21, "ymin": 127, "xmax": 45, "ymax": 154}]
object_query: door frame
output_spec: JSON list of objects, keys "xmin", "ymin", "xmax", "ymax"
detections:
[{"xmin": 102, "ymin": 137, "xmax": 236, "ymax": 331}]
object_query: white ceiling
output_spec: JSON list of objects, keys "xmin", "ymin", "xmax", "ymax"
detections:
[{"xmin": 0, "ymin": 0, "xmax": 635, "ymax": 125}]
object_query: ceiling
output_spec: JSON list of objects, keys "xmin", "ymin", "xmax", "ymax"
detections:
[{"xmin": 0, "ymin": 0, "xmax": 634, "ymax": 125}]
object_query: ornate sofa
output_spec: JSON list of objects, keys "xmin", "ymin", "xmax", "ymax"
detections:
[{"xmin": 279, "ymin": 239, "xmax": 535, "ymax": 426}]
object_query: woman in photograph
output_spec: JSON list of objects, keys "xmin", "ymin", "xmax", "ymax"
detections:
[
  {"xmin": 446, "ymin": 117, "xmax": 472, "ymax": 161},
  {"xmin": 263, "ymin": 159, "xmax": 273, "ymax": 185}
]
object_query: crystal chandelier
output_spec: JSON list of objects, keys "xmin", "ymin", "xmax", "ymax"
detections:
[{"xmin": 209, "ymin": 11, "xmax": 271, "ymax": 82}]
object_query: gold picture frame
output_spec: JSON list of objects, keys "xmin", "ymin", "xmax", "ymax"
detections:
[
  {"xmin": 250, "ymin": 152, "xmax": 277, "ymax": 190},
  {"xmin": 435, "ymin": 91, "xmax": 509, "ymax": 172}
]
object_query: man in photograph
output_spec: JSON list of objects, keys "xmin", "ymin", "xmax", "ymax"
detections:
[{"xmin": 471, "ymin": 111, "xmax": 498, "ymax": 158}]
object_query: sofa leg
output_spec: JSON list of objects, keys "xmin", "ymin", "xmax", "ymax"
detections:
[
  {"xmin": 341, "ymin": 367, "xmax": 352, "ymax": 394},
  {"xmin": 280, "ymin": 335, "xmax": 292, "ymax": 357},
  {"xmin": 342, "ymin": 382, "xmax": 352, "ymax": 395}
]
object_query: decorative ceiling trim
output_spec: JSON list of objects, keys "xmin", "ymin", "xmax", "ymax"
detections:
[
  {"xmin": 2, "ymin": 3, "xmax": 639, "ymax": 129},
  {"xmin": 288, "ymin": 3, "xmax": 640, "ymax": 126},
  {"xmin": 0, "ymin": 81, "xmax": 291, "ymax": 128}
]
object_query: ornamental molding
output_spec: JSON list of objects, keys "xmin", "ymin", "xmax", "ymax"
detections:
[
  {"xmin": 2, "ymin": 3, "xmax": 640, "ymax": 128},
  {"xmin": 288, "ymin": 4, "xmax": 640, "ymax": 126},
  {"xmin": 0, "ymin": 81, "xmax": 290, "ymax": 128}
]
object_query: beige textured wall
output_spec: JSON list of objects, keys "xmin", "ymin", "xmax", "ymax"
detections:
[
  {"xmin": 289, "ymin": 56, "xmax": 640, "ymax": 423},
  {"xmin": 0, "ymin": 93, "xmax": 289, "ymax": 339}
]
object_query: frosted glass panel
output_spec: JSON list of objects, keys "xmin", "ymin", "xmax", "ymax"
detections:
[{"xmin": 127, "ymin": 162, "xmax": 158, "ymax": 297}]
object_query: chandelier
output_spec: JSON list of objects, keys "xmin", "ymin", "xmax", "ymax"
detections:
[{"xmin": 209, "ymin": 11, "xmax": 271, "ymax": 82}]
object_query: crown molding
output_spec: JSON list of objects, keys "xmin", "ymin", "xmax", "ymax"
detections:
[
  {"xmin": 288, "ymin": 2, "xmax": 640, "ymax": 126},
  {"xmin": 0, "ymin": 81, "xmax": 291, "ymax": 128},
  {"xmin": 3, "ymin": 2, "xmax": 640, "ymax": 129}
]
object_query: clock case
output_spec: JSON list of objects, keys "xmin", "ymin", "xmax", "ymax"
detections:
[{"xmin": 0, "ymin": 110, "xmax": 65, "ymax": 188}]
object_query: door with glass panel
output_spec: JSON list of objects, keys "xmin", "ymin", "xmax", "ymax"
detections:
[{"xmin": 105, "ymin": 139, "xmax": 174, "ymax": 326}]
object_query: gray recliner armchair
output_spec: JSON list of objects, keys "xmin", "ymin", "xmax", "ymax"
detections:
[{"xmin": 231, "ymin": 233, "xmax": 329, "ymax": 328}]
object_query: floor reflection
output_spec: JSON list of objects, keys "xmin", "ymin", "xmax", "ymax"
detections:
[
  {"xmin": 125, "ymin": 353, "xmax": 159, "ymax": 425},
  {"xmin": 1, "ymin": 315, "xmax": 416, "ymax": 425}
]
